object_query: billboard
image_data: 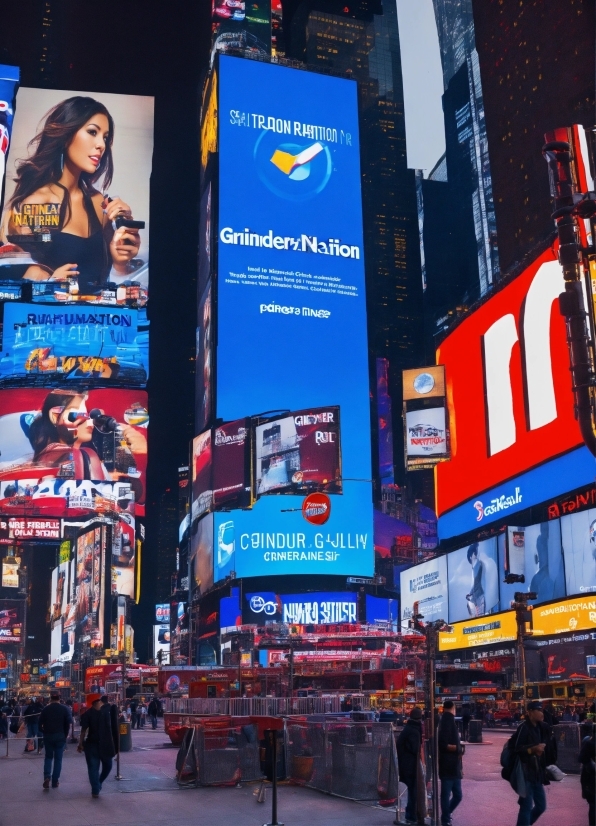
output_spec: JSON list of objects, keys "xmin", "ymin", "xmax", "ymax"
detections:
[
  {"xmin": 531, "ymin": 596, "xmax": 596, "ymax": 637},
  {"xmin": 213, "ymin": 418, "xmax": 251, "ymax": 509},
  {"xmin": 153, "ymin": 624, "xmax": 170, "ymax": 664},
  {"xmin": 155, "ymin": 603, "xmax": 170, "ymax": 625},
  {"xmin": 191, "ymin": 430, "xmax": 213, "ymax": 522},
  {"xmin": 191, "ymin": 512, "xmax": 214, "ymax": 594},
  {"xmin": 498, "ymin": 520, "xmax": 566, "ymax": 609},
  {"xmin": 400, "ymin": 555, "xmax": 448, "ymax": 628},
  {"xmin": 195, "ymin": 282, "xmax": 213, "ymax": 435},
  {"xmin": 0, "ymin": 66, "xmax": 18, "ymax": 207},
  {"xmin": 75, "ymin": 523, "xmax": 106, "ymax": 650},
  {"xmin": 0, "ymin": 304, "xmax": 148, "ymax": 387},
  {"xmin": 0, "ymin": 478, "xmax": 135, "ymax": 520},
  {"xmin": 0, "ymin": 388, "xmax": 148, "ymax": 515},
  {"xmin": 405, "ymin": 407, "xmax": 447, "ymax": 458},
  {"xmin": 436, "ymin": 246, "xmax": 593, "ymax": 539},
  {"xmin": 110, "ymin": 513, "xmax": 135, "ymax": 598},
  {"xmin": 210, "ymin": 0, "xmax": 271, "ymax": 66},
  {"xmin": 0, "ymin": 601, "xmax": 23, "ymax": 645},
  {"xmin": 212, "ymin": 55, "xmax": 373, "ymax": 578},
  {"xmin": 560, "ymin": 508, "xmax": 596, "ymax": 596},
  {"xmin": 447, "ymin": 538, "xmax": 499, "ymax": 624},
  {"xmin": 365, "ymin": 594, "xmax": 398, "ymax": 628},
  {"xmin": 376, "ymin": 358, "xmax": 394, "ymax": 485},
  {"xmin": 50, "ymin": 558, "xmax": 75, "ymax": 663},
  {"xmin": 255, "ymin": 407, "xmax": 341, "ymax": 496},
  {"xmin": 438, "ymin": 610, "xmax": 517, "ymax": 651},
  {"xmin": 0, "ymin": 88, "xmax": 153, "ymax": 305},
  {"xmin": 0, "ymin": 517, "xmax": 60, "ymax": 542}
]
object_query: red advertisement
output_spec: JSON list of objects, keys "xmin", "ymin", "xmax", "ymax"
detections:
[
  {"xmin": 0, "ymin": 517, "xmax": 60, "ymax": 541},
  {"xmin": 212, "ymin": 418, "xmax": 250, "ymax": 509},
  {"xmin": 191, "ymin": 430, "xmax": 213, "ymax": 521},
  {"xmin": 436, "ymin": 246, "xmax": 581, "ymax": 518},
  {"xmin": 255, "ymin": 406, "xmax": 342, "ymax": 496},
  {"xmin": 0, "ymin": 388, "xmax": 148, "ymax": 515}
]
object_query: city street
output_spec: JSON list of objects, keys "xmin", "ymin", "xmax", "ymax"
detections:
[{"xmin": 0, "ymin": 727, "xmax": 588, "ymax": 826}]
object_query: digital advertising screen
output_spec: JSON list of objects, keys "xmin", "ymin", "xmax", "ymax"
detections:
[
  {"xmin": 365, "ymin": 594, "xmax": 398, "ymax": 628},
  {"xmin": 0, "ymin": 388, "xmax": 148, "ymax": 515},
  {"xmin": 243, "ymin": 591, "xmax": 282, "ymax": 624},
  {"xmin": 438, "ymin": 610, "xmax": 517, "ymax": 651},
  {"xmin": 213, "ymin": 55, "xmax": 373, "ymax": 579},
  {"xmin": 195, "ymin": 282, "xmax": 213, "ymax": 435},
  {"xmin": 0, "ymin": 88, "xmax": 153, "ymax": 306},
  {"xmin": 0, "ymin": 478, "xmax": 135, "ymax": 520},
  {"xmin": 213, "ymin": 418, "xmax": 251, "ymax": 509},
  {"xmin": 0, "ymin": 303, "xmax": 148, "ymax": 387},
  {"xmin": 110, "ymin": 514, "xmax": 135, "ymax": 598},
  {"xmin": 531, "ymin": 595, "xmax": 596, "ymax": 637},
  {"xmin": 153, "ymin": 624, "xmax": 170, "ymax": 664},
  {"xmin": 400, "ymin": 555, "xmax": 448, "ymax": 628},
  {"xmin": 155, "ymin": 603, "xmax": 170, "ymax": 625},
  {"xmin": 75, "ymin": 524, "xmax": 106, "ymax": 650},
  {"xmin": 561, "ymin": 507, "xmax": 596, "ymax": 596},
  {"xmin": 0, "ymin": 601, "xmax": 23, "ymax": 645},
  {"xmin": 255, "ymin": 407, "xmax": 341, "ymax": 496},
  {"xmin": 280, "ymin": 591, "xmax": 358, "ymax": 625},
  {"xmin": 447, "ymin": 537, "xmax": 499, "ymax": 624},
  {"xmin": 498, "ymin": 520, "xmax": 566, "ymax": 610},
  {"xmin": 191, "ymin": 430, "xmax": 213, "ymax": 522},
  {"xmin": 50, "ymin": 558, "xmax": 75, "ymax": 663},
  {"xmin": 0, "ymin": 65, "xmax": 18, "ymax": 210},
  {"xmin": 191, "ymin": 512, "xmax": 214, "ymax": 594},
  {"xmin": 405, "ymin": 407, "xmax": 448, "ymax": 467},
  {"xmin": 211, "ymin": 0, "xmax": 271, "ymax": 66},
  {"xmin": 435, "ymin": 246, "xmax": 594, "ymax": 540}
]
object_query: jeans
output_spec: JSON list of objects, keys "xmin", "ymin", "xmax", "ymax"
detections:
[
  {"xmin": 84, "ymin": 743, "xmax": 113, "ymax": 795},
  {"xmin": 588, "ymin": 796, "xmax": 595, "ymax": 826},
  {"xmin": 440, "ymin": 778, "xmax": 463, "ymax": 825},
  {"xmin": 516, "ymin": 780, "xmax": 547, "ymax": 826},
  {"xmin": 26, "ymin": 720, "xmax": 39, "ymax": 740},
  {"xmin": 404, "ymin": 777, "xmax": 417, "ymax": 822},
  {"xmin": 149, "ymin": 714, "xmax": 157, "ymax": 730},
  {"xmin": 43, "ymin": 734, "xmax": 66, "ymax": 783}
]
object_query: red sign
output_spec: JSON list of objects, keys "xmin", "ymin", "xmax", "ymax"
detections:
[
  {"xmin": 436, "ymin": 245, "xmax": 582, "ymax": 517},
  {"xmin": 0, "ymin": 518, "xmax": 60, "ymax": 540},
  {"xmin": 302, "ymin": 492, "xmax": 331, "ymax": 525}
]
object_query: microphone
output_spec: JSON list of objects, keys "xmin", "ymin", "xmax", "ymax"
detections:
[{"xmin": 89, "ymin": 408, "xmax": 118, "ymax": 432}]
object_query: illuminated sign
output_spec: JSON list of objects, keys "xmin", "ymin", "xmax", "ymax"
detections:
[
  {"xmin": 0, "ymin": 66, "xmax": 18, "ymax": 213},
  {"xmin": 439, "ymin": 611, "xmax": 517, "ymax": 650},
  {"xmin": 211, "ymin": 55, "xmax": 372, "ymax": 580},
  {"xmin": 531, "ymin": 596, "xmax": 596, "ymax": 636},
  {"xmin": 400, "ymin": 556, "xmax": 448, "ymax": 627},
  {"xmin": 155, "ymin": 603, "xmax": 170, "ymax": 625},
  {"xmin": 0, "ymin": 517, "xmax": 60, "ymax": 540},
  {"xmin": 281, "ymin": 592, "xmax": 357, "ymax": 625},
  {"xmin": 1, "ymin": 561, "xmax": 18, "ymax": 588}
]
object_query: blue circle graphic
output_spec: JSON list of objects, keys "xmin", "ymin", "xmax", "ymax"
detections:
[{"xmin": 254, "ymin": 130, "xmax": 333, "ymax": 202}]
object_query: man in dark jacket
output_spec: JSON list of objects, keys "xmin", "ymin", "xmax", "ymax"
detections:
[
  {"xmin": 397, "ymin": 707, "xmax": 423, "ymax": 824},
  {"xmin": 39, "ymin": 692, "xmax": 72, "ymax": 789},
  {"xmin": 23, "ymin": 697, "xmax": 43, "ymax": 752},
  {"xmin": 438, "ymin": 700, "xmax": 464, "ymax": 826},
  {"xmin": 579, "ymin": 724, "xmax": 595, "ymax": 826},
  {"xmin": 147, "ymin": 696, "xmax": 161, "ymax": 730},
  {"xmin": 77, "ymin": 694, "xmax": 119, "ymax": 797},
  {"xmin": 129, "ymin": 698, "xmax": 138, "ymax": 729},
  {"xmin": 514, "ymin": 701, "xmax": 556, "ymax": 826}
]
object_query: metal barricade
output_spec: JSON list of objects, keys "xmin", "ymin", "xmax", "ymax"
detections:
[
  {"xmin": 554, "ymin": 722, "xmax": 582, "ymax": 774},
  {"xmin": 286, "ymin": 720, "xmax": 399, "ymax": 804},
  {"xmin": 166, "ymin": 696, "xmax": 341, "ymax": 716},
  {"xmin": 176, "ymin": 722, "xmax": 263, "ymax": 787}
]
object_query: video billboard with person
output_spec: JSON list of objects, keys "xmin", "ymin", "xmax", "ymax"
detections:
[
  {"xmin": 0, "ymin": 88, "xmax": 153, "ymax": 306},
  {"xmin": 498, "ymin": 519, "xmax": 566, "ymax": 609},
  {"xmin": 0, "ymin": 387, "xmax": 148, "ymax": 515},
  {"xmin": 75, "ymin": 523, "xmax": 105, "ymax": 650},
  {"xmin": 560, "ymin": 507, "xmax": 596, "ymax": 595},
  {"xmin": 447, "ymin": 537, "xmax": 499, "ymax": 624}
]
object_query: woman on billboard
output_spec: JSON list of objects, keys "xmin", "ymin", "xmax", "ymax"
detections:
[{"xmin": 0, "ymin": 96, "xmax": 142, "ymax": 293}]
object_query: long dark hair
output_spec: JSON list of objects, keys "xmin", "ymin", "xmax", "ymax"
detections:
[
  {"xmin": 9, "ymin": 97, "xmax": 114, "ymax": 227},
  {"xmin": 29, "ymin": 389, "xmax": 87, "ymax": 460}
]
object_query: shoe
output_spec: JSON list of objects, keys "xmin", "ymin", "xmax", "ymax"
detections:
[
  {"xmin": 52, "ymin": 781, "xmax": 59, "ymax": 788},
  {"xmin": 43, "ymin": 778, "xmax": 50, "ymax": 790},
  {"xmin": 92, "ymin": 793, "xmax": 100, "ymax": 798}
]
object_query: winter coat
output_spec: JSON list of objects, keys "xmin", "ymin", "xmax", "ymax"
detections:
[
  {"xmin": 579, "ymin": 735, "xmax": 595, "ymax": 802},
  {"xmin": 396, "ymin": 719, "xmax": 422, "ymax": 783},
  {"xmin": 438, "ymin": 712, "xmax": 462, "ymax": 780}
]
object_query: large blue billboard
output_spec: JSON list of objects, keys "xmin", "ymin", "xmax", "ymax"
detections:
[{"xmin": 214, "ymin": 55, "xmax": 372, "ymax": 580}]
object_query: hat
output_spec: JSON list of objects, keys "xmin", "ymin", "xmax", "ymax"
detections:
[
  {"xmin": 409, "ymin": 707, "xmax": 423, "ymax": 720},
  {"xmin": 86, "ymin": 693, "xmax": 102, "ymax": 707},
  {"xmin": 100, "ymin": 695, "xmax": 110, "ymax": 704},
  {"xmin": 527, "ymin": 701, "xmax": 543, "ymax": 711}
]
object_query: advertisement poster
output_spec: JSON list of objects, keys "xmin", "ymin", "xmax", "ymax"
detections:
[
  {"xmin": 110, "ymin": 513, "xmax": 135, "ymax": 598},
  {"xmin": 400, "ymin": 556, "xmax": 448, "ymax": 628},
  {"xmin": 531, "ymin": 596, "xmax": 596, "ymax": 637},
  {"xmin": 439, "ymin": 610, "xmax": 517, "ymax": 651},
  {"xmin": 155, "ymin": 603, "xmax": 170, "ymax": 625},
  {"xmin": 0, "ymin": 88, "xmax": 153, "ymax": 305},
  {"xmin": 195, "ymin": 282, "xmax": 213, "ymax": 435},
  {"xmin": 212, "ymin": 418, "xmax": 250, "ymax": 509},
  {"xmin": 1, "ymin": 560, "xmax": 18, "ymax": 587},
  {"xmin": 191, "ymin": 512, "xmax": 214, "ymax": 594},
  {"xmin": 191, "ymin": 430, "xmax": 213, "ymax": 522},
  {"xmin": 0, "ymin": 303, "xmax": 148, "ymax": 387},
  {"xmin": 0, "ymin": 66, "xmax": 18, "ymax": 208},
  {"xmin": 211, "ymin": 0, "xmax": 271, "ymax": 66},
  {"xmin": 0, "ymin": 601, "xmax": 23, "ymax": 644},
  {"xmin": 0, "ymin": 388, "xmax": 148, "ymax": 515},
  {"xmin": 365, "ymin": 594, "xmax": 398, "ymax": 628},
  {"xmin": 255, "ymin": 407, "xmax": 341, "ymax": 496},
  {"xmin": 506, "ymin": 526, "xmax": 526, "ymax": 578},
  {"xmin": 498, "ymin": 522, "xmax": 566, "ymax": 609},
  {"xmin": 50, "ymin": 558, "xmax": 75, "ymax": 663},
  {"xmin": 560, "ymin": 507, "xmax": 596, "ymax": 596},
  {"xmin": 153, "ymin": 624, "xmax": 170, "ymax": 664},
  {"xmin": 447, "ymin": 538, "xmax": 499, "ymax": 624},
  {"xmin": 0, "ymin": 517, "xmax": 60, "ymax": 542},
  {"xmin": 405, "ymin": 407, "xmax": 447, "ymax": 458},
  {"xmin": 75, "ymin": 524, "xmax": 105, "ymax": 650},
  {"xmin": 214, "ymin": 55, "xmax": 373, "ymax": 578}
]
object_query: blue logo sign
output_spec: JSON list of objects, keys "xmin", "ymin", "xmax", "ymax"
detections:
[{"xmin": 254, "ymin": 130, "xmax": 333, "ymax": 201}]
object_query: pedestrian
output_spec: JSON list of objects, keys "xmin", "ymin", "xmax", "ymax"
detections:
[
  {"xmin": 461, "ymin": 704, "xmax": 471, "ymax": 742},
  {"xmin": 0, "ymin": 706, "xmax": 7, "ymax": 739},
  {"xmin": 513, "ymin": 701, "xmax": 557, "ymax": 826},
  {"xmin": 23, "ymin": 696, "xmax": 43, "ymax": 752},
  {"xmin": 129, "ymin": 698, "xmax": 138, "ymax": 729},
  {"xmin": 77, "ymin": 694, "xmax": 119, "ymax": 798},
  {"xmin": 396, "ymin": 707, "xmax": 423, "ymax": 825},
  {"xmin": 579, "ymin": 723, "xmax": 595, "ymax": 826},
  {"xmin": 438, "ymin": 700, "xmax": 464, "ymax": 826},
  {"xmin": 39, "ymin": 692, "xmax": 71, "ymax": 789},
  {"xmin": 147, "ymin": 696, "xmax": 160, "ymax": 730},
  {"xmin": 139, "ymin": 702, "xmax": 147, "ymax": 728}
]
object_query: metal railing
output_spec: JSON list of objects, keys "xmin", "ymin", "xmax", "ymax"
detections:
[
  {"xmin": 165, "ymin": 696, "xmax": 342, "ymax": 716},
  {"xmin": 176, "ymin": 722, "xmax": 263, "ymax": 787}
]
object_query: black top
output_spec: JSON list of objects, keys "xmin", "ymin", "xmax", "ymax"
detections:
[
  {"xmin": 438, "ymin": 712, "xmax": 462, "ymax": 780},
  {"xmin": 80, "ymin": 707, "xmax": 102, "ymax": 745},
  {"xmin": 579, "ymin": 735, "xmax": 595, "ymax": 800},
  {"xmin": 23, "ymin": 701, "xmax": 43, "ymax": 718},
  {"xmin": 39, "ymin": 702, "xmax": 71, "ymax": 738},
  {"xmin": 514, "ymin": 719, "xmax": 555, "ymax": 784},
  {"xmin": 81, "ymin": 703, "xmax": 119, "ymax": 759},
  {"xmin": 396, "ymin": 719, "xmax": 422, "ymax": 782}
]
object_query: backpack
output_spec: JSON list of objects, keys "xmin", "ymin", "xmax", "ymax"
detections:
[{"xmin": 500, "ymin": 728, "xmax": 522, "ymax": 781}]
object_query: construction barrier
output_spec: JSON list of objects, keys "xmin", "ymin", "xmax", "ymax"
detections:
[
  {"xmin": 176, "ymin": 721, "xmax": 263, "ymax": 787},
  {"xmin": 554, "ymin": 722, "xmax": 582, "ymax": 774}
]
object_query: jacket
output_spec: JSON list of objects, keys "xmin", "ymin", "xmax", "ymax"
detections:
[
  {"xmin": 39, "ymin": 702, "xmax": 71, "ymax": 738},
  {"xmin": 438, "ymin": 712, "xmax": 462, "ymax": 780},
  {"xmin": 579, "ymin": 735, "xmax": 595, "ymax": 801},
  {"xmin": 396, "ymin": 719, "xmax": 422, "ymax": 782},
  {"xmin": 514, "ymin": 719, "xmax": 555, "ymax": 785},
  {"xmin": 81, "ymin": 703, "xmax": 119, "ymax": 760}
]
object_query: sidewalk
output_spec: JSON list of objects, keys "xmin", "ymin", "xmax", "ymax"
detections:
[{"xmin": 0, "ymin": 728, "xmax": 588, "ymax": 826}]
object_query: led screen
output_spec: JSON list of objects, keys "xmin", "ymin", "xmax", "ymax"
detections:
[
  {"xmin": 0, "ymin": 66, "xmax": 18, "ymax": 210},
  {"xmin": 213, "ymin": 418, "xmax": 250, "ymax": 509},
  {"xmin": 560, "ymin": 508, "xmax": 596, "ymax": 596},
  {"xmin": 155, "ymin": 603, "xmax": 170, "ymax": 625},
  {"xmin": 0, "ymin": 303, "xmax": 148, "ymax": 387},
  {"xmin": 50, "ymin": 558, "xmax": 75, "ymax": 663},
  {"xmin": 498, "ymin": 520, "xmax": 566, "ymax": 609},
  {"xmin": 0, "ymin": 388, "xmax": 148, "ymax": 516},
  {"xmin": 447, "ymin": 537, "xmax": 499, "ymax": 624},
  {"xmin": 400, "ymin": 555, "xmax": 448, "ymax": 628},
  {"xmin": 191, "ymin": 430, "xmax": 213, "ymax": 522},
  {"xmin": 0, "ymin": 88, "xmax": 153, "ymax": 306},
  {"xmin": 191, "ymin": 512, "xmax": 214, "ymax": 594},
  {"xmin": 110, "ymin": 513, "xmax": 135, "ymax": 598},
  {"xmin": 153, "ymin": 624, "xmax": 170, "ymax": 664},
  {"xmin": 0, "ymin": 601, "xmax": 23, "ymax": 645},
  {"xmin": 75, "ymin": 524, "xmax": 106, "ymax": 650},
  {"xmin": 365, "ymin": 594, "xmax": 398, "ymax": 627},
  {"xmin": 255, "ymin": 407, "xmax": 341, "ymax": 496},
  {"xmin": 213, "ymin": 55, "xmax": 373, "ymax": 578},
  {"xmin": 405, "ymin": 407, "xmax": 447, "ymax": 458},
  {"xmin": 195, "ymin": 283, "xmax": 213, "ymax": 434},
  {"xmin": 435, "ymin": 246, "xmax": 593, "ymax": 540}
]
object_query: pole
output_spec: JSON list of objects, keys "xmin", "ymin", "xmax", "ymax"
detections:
[
  {"xmin": 427, "ymin": 626, "xmax": 439, "ymax": 826},
  {"xmin": 264, "ymin": 728, "xmax": 284, "ymax": 826},
  {"xmin": 116, "ymin": 605, "xmax": 126, "ymax": 781}
]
